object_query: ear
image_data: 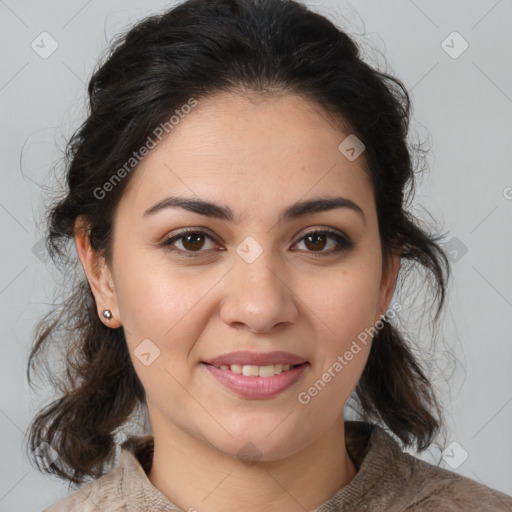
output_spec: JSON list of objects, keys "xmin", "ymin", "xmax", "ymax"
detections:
[
  {"xmin": 376, "ymin": 246, "xmax": 401, "ymax": 323},
  {"xmin": 74, "ymin": 215, "xmax": 122, "ymax": 328}
]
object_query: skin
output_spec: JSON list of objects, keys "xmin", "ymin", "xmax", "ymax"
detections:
[{"xmin": 75, "ymin": 91, "xmax": 401, "ymax": 512}]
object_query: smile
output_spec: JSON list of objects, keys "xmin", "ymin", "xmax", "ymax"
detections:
[
  {"xmin": 202, "ymin": 362, "xmax": 309, "ymax": 399},
  {"xmin": 212, "ymin": 363, "xmax": 299, "ymax": 377}
]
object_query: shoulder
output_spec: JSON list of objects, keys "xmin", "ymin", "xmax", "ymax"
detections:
[
  {"xmin": 398, "ymin": 454, "xmax": 512, "ymax": 511},
  {"xmin": 42, "ymin": 434, "xmax": 172, "ymax": 512},
  {"xmin": 41, "ymin": 440, "xmax": 146, "ymax": 512},
  {"xmin": 343, "ymin": 421, "xmax": 512, "ymax": 512},
  {"xmin": 42, "ymin": 470, "xmax": 122, "ymax": 512},
  {"xmin": 42, "ymin": 435, "xmax": 184, "ymax": 512},
  {"xmin": 379, "ymin": 430, "xmax": 512, "ymax": 511}
]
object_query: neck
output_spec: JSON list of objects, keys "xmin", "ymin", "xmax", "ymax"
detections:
[{"xmin": 147, "ymin": 415, "xmax": 358, "ymax": 512}]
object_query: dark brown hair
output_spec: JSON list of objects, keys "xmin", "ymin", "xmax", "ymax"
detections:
[{"xmin": 26, "ymin": 0, "xmax": 451, "ymax": 487}]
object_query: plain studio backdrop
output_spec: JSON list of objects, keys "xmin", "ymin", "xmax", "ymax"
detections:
[{"xmin": 0, "ymin": 0, "xmax": 511, "ymax": 509}]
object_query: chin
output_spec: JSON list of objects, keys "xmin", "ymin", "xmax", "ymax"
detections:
[{"xmin": 201, "ymin": 422, "xmax": 312, "ymax": 463}]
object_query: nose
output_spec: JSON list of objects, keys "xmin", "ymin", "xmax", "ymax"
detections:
[{"xmin": 219, "ymin": 248, "xmax": 299, "ymax": 334}]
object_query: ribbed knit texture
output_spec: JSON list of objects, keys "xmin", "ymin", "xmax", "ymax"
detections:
[{"xmin": 43, "ymin": 421, "xmax": 512, "ymax": 511}]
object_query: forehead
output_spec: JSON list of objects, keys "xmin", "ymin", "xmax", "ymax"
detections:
[{"xmin": 118, "ymin": 92, "xmax": 374, "ymax": 220}]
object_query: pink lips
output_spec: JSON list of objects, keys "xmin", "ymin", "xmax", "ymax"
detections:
[{"xmin": 201, "ymin": 351, "xmax": 309, "ymax": 399}]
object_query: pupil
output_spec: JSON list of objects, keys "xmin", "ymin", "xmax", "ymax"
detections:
[
  {"xmin": 306, "ymin": 233, "xmax": 325, "ymax": 251},
  {"xmin": 184, "ymin": 234, "xmax": 204, "ymax": 251}
]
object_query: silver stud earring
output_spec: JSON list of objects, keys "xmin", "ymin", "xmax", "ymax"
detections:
[{"xmin": 102, "ymin": 309, "xmax": 113, "ymax": 322}]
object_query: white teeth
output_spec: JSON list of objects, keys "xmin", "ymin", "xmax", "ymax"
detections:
[
  {"xmin": 218, "ymin": 363, "xmax": 297, "ymax": 376},
  {"xmin": 243, "ymin": 365, "xmax": 260, "ymax": 376},
  {"xmin": 258, "ymin": 364, "xmax": 275, "ymax": 377}
]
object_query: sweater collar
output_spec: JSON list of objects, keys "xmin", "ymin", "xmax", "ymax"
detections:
[{"xmin": 117, "ymin": 421, "xmax": 401, "ymax": 511}]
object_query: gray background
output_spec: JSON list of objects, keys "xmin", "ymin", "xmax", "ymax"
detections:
[{"xmin": 1, "ymin": 0, "xmax": 511, "ymax": 509}]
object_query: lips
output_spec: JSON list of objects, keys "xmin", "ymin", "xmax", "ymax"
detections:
[
  {"xmin": 202, "ymin": 361, "xmax": 309, "ymax": 399},
  {"xmin": 203, "ymin": 350, "xmax": 308, "ymax": 367},
  {"xmin": 201, "ymin": 351, "xmax": 309, "ymax": 398}
]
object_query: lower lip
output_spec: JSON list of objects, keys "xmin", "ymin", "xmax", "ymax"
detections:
[{"xmin": 202, "ymin": 363, "xmax": 309, "ymax": 399}]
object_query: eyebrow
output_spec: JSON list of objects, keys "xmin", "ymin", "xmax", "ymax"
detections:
[{"xmin": 143, "ymin": 195, "xmax": 366, "ymax": 224}]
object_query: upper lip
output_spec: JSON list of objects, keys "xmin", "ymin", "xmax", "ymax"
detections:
[{"xmin": 203, "ymin": 351, "xmax": 308, "ymax": 367}]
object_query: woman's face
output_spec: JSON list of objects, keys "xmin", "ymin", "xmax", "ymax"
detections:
[{"xmin": 87, "ymin": 92, "xmax": 399, "ymax": 461}]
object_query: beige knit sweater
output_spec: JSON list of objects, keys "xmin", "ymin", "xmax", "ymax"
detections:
[{"xmin": 43, "ymin": 421, "xmax": 512, "ymax": 511}]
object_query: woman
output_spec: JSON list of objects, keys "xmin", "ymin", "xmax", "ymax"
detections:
[{"xmin": 27, "ymin": 0, "xmax": 512, "ymax": 510}]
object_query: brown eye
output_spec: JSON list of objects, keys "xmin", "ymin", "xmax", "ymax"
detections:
[
  {"xmin": 161, "ymin": 230, "xmax": 218, "ymax": 258},
  {"xmin": 304, "ymin": 232, "xmax": 328, "ymax": 251},
  {"xmin": 293, "ymin": 230, "xmax": 354, "ymax": 255},
  {"xmin": 181, "ymin": 233, "xmax": 206, "ymax": 251}
]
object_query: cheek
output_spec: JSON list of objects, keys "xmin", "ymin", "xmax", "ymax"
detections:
[
  {"xmin": 299, "ymin": 256, "xmax": 381, "ymax": 403},
  {"xmin": 113, "ymin": 251, "xmax": 226, "ymax": 366},
  {"xmin": 112, "ymin": 251, "xmax": 183, "ymax": 349},
  {"xmin": 310, "ymin": 262, "xmax": 382, "ymax": 344},
  {"xmin": 113, "ymin": 262, "xmax": 209, "ymax": 410},
  {"xmin": 296, "ymin": 271, "xmax": 379, "ymax": 416}
]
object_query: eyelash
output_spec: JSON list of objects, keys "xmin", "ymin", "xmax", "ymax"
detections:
[{"xmin": 160, "ymin": 228, "xmax": 355, "ymax": 259}]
